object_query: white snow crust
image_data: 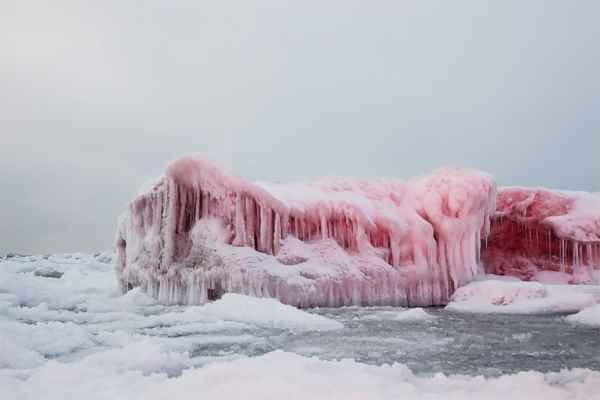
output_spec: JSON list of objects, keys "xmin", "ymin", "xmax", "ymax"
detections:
[
  {"xmin": 566, "ymin": 304, "xmax": 600, "ymax": 327},
  {"xmin": 447, "ymin": 276, "xmax": 600, "ymax": 314}
]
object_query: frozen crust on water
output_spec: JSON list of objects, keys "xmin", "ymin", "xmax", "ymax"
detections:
[{"xmin": 116, "ymin": 154, "xmax": 497, "ymax": 307}]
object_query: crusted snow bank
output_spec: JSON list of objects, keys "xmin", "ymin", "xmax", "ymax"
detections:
[
  {"xmin": 115, "ymin": 351, "xmax": 600, "ymax": 400},
  {"xmin": 483, "ymin": 187, "xmax": 600, "ymax": 281},
  {"xmin": 565, "ymin": 304, "xmax": 600, "ymax": 327},
  {"xmin": 446, "ymin": 277, "xmax": 600, "ymax": 314},
  {"xmin": 5, "ymin": 348, "xmax": 600, "ymax": 400},
  {"xmin": 116, "ymin": 155, "xmax": 497, "ymax": 307}
]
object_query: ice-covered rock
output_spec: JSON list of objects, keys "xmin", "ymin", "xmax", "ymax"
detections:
[
  {"xmin": 482, "ymin": 187, "xmax": 600, "ymax": 282},
  {"xmin": 116, "ymin": 155, "xmax": 497, "ymax": 307}
]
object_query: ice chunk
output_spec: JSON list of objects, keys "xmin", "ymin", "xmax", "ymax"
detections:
[
  {"xmin": 446, "ymin": 277, "xmax": 599, "ymax": 314},
  {"xmin": 565, "ymin": 304, "xmax": 600, "ymax": 327},
  {"xmin": 363, "ymin": 307, "xmax": 436, "ymax": 322},
  {"xmin": 195, "ymin": 294, "xmax": 343, "ymax": 331}
]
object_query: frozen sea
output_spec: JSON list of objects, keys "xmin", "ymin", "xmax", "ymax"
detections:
[{"xmin": 2, "ymin": 253, "xmax": 600, "ymax": 399}]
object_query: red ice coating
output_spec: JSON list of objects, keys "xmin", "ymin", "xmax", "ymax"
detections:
[{"xmin": 482, "ymin": 187, "xmax": 600, "ymax": 282}]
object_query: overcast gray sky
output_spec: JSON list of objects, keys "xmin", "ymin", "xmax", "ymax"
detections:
[{"xmin": 1, "ymin": 1, "xmax": 599, "ymax": 254}]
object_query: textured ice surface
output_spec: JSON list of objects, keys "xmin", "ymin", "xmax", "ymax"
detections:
[
  {"xmin": 116, "ymin": 155, "xmax": 497, "ymax": 307},
  {"xmin": 2, "ymin": 254, "xmax": 600, "ymax": 399},
  {"xmin": 483, "ymin": 187, "xmax": 600, "ymax": 281}
]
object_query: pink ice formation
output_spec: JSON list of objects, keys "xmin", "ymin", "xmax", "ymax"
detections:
[
  {"xmin": 115, "ymin": 155, "xmax": 496, "ymax": 307},
  {"xmin": 115, "ymin": 156, "xmax": 600, "ymax": 307},
  {"xmin": 483, "ymin": 187, "xmax": 600, "ymax": 283}
]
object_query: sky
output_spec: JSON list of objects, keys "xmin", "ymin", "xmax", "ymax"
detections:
[{"xmin": 1, "ymin": 1, "xmax": 599, "ymax": 254}]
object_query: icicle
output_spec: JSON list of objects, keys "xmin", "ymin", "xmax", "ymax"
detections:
[
  {"xmin": 245, "ymin": 197, "xmax": 257, "ymax": 249},
  {"xmin": 560, "ymin": 239, "xmax": 565, "ymax": 272},
  {"xmin": 273, "ymin": 212, "xmax": 281, "ymax": 255},
  {"xmin": 548, "ymin": 230, "xmax": 551, "ymax": 260},
  {"xmin": 320, "ymin": 214, "xmax": 328, "ymax": 240},
  {"xmin": 233, "ymin": 195, "xmax": 246, "ymax": 246}
]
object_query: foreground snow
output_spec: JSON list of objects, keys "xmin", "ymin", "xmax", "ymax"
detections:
[
  {"xmin": 447, "ymin": 275, "xmax": 600, "ymax": 314},
  {"xmin": 2, "ymin": 253, "xmax": 600, "ymax": 399},
  {"xmin": 4, "ymin": 349, "xmax": 600, "ymax": 400}
]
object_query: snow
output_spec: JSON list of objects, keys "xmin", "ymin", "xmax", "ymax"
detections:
[
  {"xmin": 0, "ymin": 253, "xmax": 341, "ymax": 368},
  {"xmin": 566, "ymin": 304, "xmax": 600, "ymax": 327},
  {"xmin": 3, "ymin": 349, "xmax": 600, "ymax": 400},
  {"xmin": 117, "ymin": 155, "xmax": 497, "ymax": 307},
  {"xmin": 2, "ymin": 253, "xmax": 600, "ymax": 400},
  {"xmin": 447, "ymin": 277, "xmax": 600, "ymax": 314},
  {"xmin": 192, "ymin": 293, "xmax": 343, "ymax": 331}
]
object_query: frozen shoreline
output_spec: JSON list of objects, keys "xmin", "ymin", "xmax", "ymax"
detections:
[{"xmin": 2, "ymin": 253, "xmax": 600, "ymax": 400}]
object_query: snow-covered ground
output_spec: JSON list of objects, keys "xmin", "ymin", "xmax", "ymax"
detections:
[{"xmin": 2, "ymin": 254, "xmax": 600, "ymax": 399}]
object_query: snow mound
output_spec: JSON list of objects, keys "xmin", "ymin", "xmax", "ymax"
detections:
[
  {"xmin": 565, "ymin": 304, "xmax": 600, "ymax": 327},
  {"xmin": 196, "ymin": 294, "xmax": 343, "ymax": 331},
  {"xmin": 447, "ymin": 278, "xmax": 599, "ymax": 314}
]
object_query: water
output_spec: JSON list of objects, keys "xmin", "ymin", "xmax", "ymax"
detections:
[{"xmin": 154, "ymin": 307, "xmax": 600, "ymax": 376}]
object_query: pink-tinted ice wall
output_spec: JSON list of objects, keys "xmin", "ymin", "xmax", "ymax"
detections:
[{"xmin": 115, "ymin": 155, "xmax": 497, "ymax": 307}]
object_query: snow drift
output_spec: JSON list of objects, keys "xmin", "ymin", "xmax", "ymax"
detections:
[
  {"xmin": 482, "ymin": 187, "xmax": 600, "ymax": 282},
  {"xmin": 115, "ymin": 155, "xmax": 497, "ymax": 307}
]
